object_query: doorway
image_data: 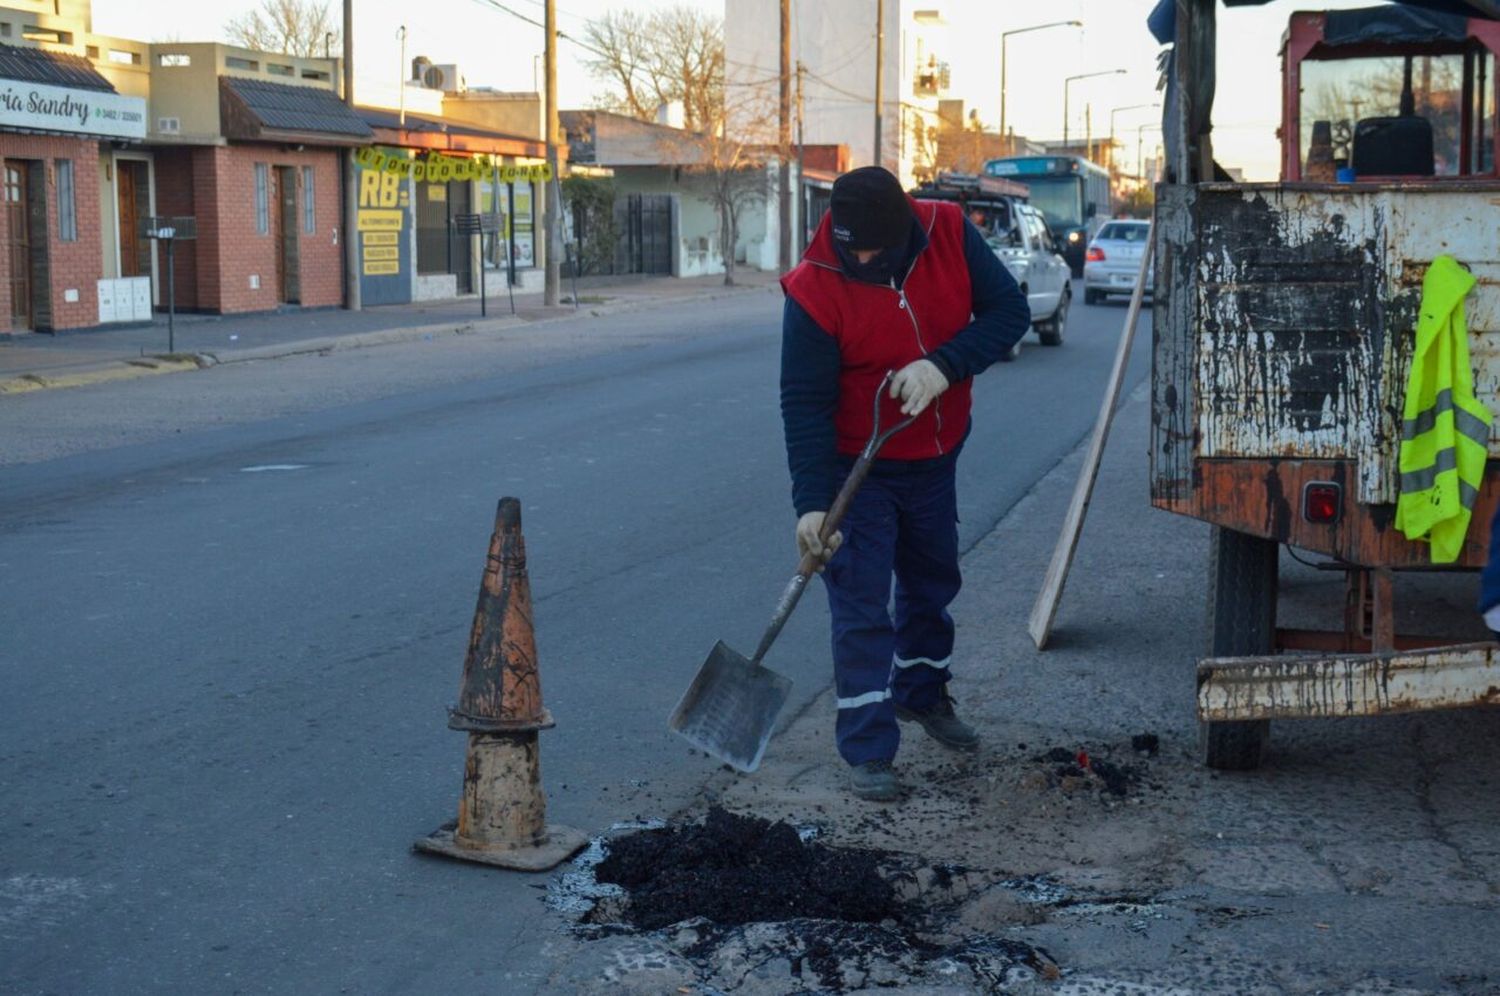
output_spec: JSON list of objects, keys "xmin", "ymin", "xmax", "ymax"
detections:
[
  {"xmin": 448, "ymin": 179, "xmax": 473, "ymax": 294},
  {"xmin": 116, "ymin": 160, "xmax": 151, "ymax": 278},
  {"xmin": 273, "ymin": 165, "xmax": 300, "ymax": 304},
  {"xmin": 5, "ymin": 161, "xmax": 45, "ymax": 330},
  {"xmin": 5, "ymin": 162, "xmax": 30, "ymax": 328}
]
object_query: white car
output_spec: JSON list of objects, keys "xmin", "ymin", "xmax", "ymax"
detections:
[
  {"xmin": 989, "ymin": 203, "xmax": 1072, "ymax": 347},
  {"xmin": 1083, "ymin": 220, "xmax": 1153, "ymax": 304}
]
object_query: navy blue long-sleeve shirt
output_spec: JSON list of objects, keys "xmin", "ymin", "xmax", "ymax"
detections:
[{"xmin": 780, "ymin": 217, "xmax": 1031, "ymax": 517}]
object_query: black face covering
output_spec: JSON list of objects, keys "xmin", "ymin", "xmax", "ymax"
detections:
[{"xmin": 836, "ymin": 241, "xmax": 906, "ymax": 285}]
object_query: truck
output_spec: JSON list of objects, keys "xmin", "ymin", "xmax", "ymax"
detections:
[
  {"xmin": 1150, "ymin": 1, "xmax": 1500, "ymax": 769},
  {"xmin": 911, "ymin": 172, "xmax": 1073, "ymax": 348}
]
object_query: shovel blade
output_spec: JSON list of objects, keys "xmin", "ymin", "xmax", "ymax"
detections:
[{"xmin": 668, "ymin": 640, "xmax": 792, "ymax": 773}]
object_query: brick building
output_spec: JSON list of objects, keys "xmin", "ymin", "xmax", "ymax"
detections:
[
  {"xmin": 148, "ymin": 67, "xmax": 368, "ymax": 313},
  {"xmin": 0, "ymin": 38, "xmax": 146, "ymax": 332},
  {"xmin": 0, "ymin": 0, "xmax": 356, "ymax": 333}
]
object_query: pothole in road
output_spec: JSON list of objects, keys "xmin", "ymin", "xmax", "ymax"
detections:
[{"xmin": 549, "ymin": 807, "xmax": 1060, "ymax": 993}]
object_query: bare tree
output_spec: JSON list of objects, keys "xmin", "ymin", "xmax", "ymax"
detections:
[
  {"xmin": 225, "ymin": 0, "xmax": 340, "ymax": 58},
  {"xmin": 688, "ymin": 88, "xmax": 775, "ymax": 286},
  {"xmin": 584, "ymin": 6, "xmax": 724, "ymax": 133}
]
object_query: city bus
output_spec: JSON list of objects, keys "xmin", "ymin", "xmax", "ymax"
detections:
[{"xmin": 982, "ymin": 155, "xmax": 1110, "ymax": 274}]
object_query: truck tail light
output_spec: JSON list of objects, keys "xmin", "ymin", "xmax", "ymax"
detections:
[
  {"xmin": 1303, "ymin": 482, "xmax": 1341, "ymax": 523},
  {"xmin": 1086, "ymin": 247, "xmax": 1105, "ymax": 262}
]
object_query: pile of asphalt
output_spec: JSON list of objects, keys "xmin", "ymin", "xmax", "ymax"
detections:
[
  {"xmin": 593, "ymin": 806, "xmax": 897, "ymax": 931},
  {"xmin": 572, "ymin": 807, "xmax": 1060, "ymax": 993}
]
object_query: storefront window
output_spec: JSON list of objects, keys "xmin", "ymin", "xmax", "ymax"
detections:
[
  {"xmin": 479, "ymin": 174, "xmax": 509, "ymax": 269},
  {"xmin": 512, "ymin": 180, "xmax": 534, "ymax": 268}
]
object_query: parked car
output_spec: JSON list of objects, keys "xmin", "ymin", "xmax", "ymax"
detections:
[
  {"xmin": 1082, "ymin": 220, "xmax": 1152, "ymax": 304},
  {"xmin": 988, "ymin": 203, "xmax": 1072, "ymax": 347}
]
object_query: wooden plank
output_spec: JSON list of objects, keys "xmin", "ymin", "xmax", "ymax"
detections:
[
  {"xmin": 1197, "ymin": 642, "xmax": 1500, "ymax": 722},
  {"xmin": 1029, "ymin": 236, "xmax": 1155, "ymax": 650}
]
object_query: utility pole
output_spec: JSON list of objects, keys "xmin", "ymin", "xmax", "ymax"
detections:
[
  {"xmin": 796, "ymin": 60, "xmax": 806, "ymax": 254},
  {"xmin": 342, "ymin": 0, "xmax": 360, "ymax": 312},
  {"xmin": 778, "ymin": 0, "xmax": 791, "ymax": 272},
  {"xmin": 1064, "ymin": 69, "xmax": 1125, "ymax": 150},
  {"xmin": 873, "ymin": 0, "xmax": 884, "ymax": 169},
  {"xmin": 544, "ymin": 0, "xmax": 560, "ymax": 307}
]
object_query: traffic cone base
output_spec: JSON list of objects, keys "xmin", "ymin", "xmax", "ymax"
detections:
[{"xmin": 414, "ymin": 821, "xmax": 588, "ymax": 873}]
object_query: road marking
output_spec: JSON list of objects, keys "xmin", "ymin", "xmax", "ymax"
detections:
[{"xmin": 239, "ymin": 464, "xmax": 310, "ymax": 473}]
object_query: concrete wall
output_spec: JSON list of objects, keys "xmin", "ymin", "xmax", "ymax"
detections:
[
  {"xmin": 443, "ymin": 91, "xmax": 542, "ymax": 140},
  {"xmin": 0, "ymin": 134, "xmax": 104, "ymax": 331},
  {"xmin": 724, "ymin": 0, "xmax": 943, "ymax": 186},
  {"xmin": 609, "ymin": 161, "xmax": 790, "ymax": 277},
  {"xmin": 146, "ymin": 43, "xmax": 340, "ymax": 145}
]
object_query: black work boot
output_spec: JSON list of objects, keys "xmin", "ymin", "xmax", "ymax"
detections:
[
  {"xmin": 895, "ymin": 693, "xmax": 980, "ymax": 751},
  {"xmin": 849, "ymin": 759, "xmax": 901, "ymax": 801}
]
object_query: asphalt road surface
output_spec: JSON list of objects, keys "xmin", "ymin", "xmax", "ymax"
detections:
[{"xmin": 0, "ymin": 286, "xmax": 1150, "ymax": 993}]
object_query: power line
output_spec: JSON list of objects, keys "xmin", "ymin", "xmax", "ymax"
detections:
[{"xmin": 467, "ymin": 0, "xmax": 637, "ymax": 75}]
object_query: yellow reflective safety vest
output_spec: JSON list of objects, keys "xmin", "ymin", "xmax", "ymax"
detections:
[{"xmin": 1395, "ymin": 255, "xmax": 1491, "ymax": 563}]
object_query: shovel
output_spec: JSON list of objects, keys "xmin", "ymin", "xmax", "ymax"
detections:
[{"xmin": 669, "ymin": 373, "xmax": 916, "ymax": 772}]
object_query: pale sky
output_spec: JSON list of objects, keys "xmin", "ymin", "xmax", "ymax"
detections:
[{"xmin": 96, "ymin": 0, "xmax": 1405, "ymax": 180}]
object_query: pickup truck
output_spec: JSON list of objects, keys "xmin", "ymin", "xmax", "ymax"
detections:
[{"xmin": 910, "ymin": 173, "xmax": 1072, "ymax": 348}]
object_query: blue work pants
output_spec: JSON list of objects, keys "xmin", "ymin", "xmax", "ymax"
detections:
[{"xmin": 821, "ymin": 458, "xmax": 961, "ymax": 766}]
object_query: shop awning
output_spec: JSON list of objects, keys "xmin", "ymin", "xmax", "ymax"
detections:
[
  {"xmin": 0, "ymin": 42, "xmax": 147, "ymax": 141},
  {"xmin": 220, "ymin": 76, "xmax": 373, "ymax": 146},
  {"xmin": 358, "ymin": 106, "xmax": 549, "ymax": 159},
  {"xmin": 0, "ymin": 42, "xmax": 113, "ymax": 91}
]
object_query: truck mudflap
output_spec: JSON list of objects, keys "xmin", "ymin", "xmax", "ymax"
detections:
[{"xmin": 1198, "ymin": 642, "xmax": 1500, "ymax": 722}]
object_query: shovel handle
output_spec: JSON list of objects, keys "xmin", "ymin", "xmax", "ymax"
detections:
[
  {"xmin": 799, "ymin": 371, "xmax": 917, "ymax": 577},
  {"xmin": 750, "ymin": 375, "xmax": 915, "ymax": 666}
]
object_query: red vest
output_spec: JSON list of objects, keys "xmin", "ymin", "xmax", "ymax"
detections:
[{"xmin": 781, "ymin": 198, "xmax": 975, "ymax": 460}]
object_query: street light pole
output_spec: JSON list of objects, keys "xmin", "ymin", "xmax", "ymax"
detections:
[
  {"xmin": 1108, "ymin": 102, "xmax": 1159, "ymax": 170},
  {"xmin": 1063, "ymin": 69, "xmax": 1126, "ymax": 148},
  {"xmin": 1000, "ymin": 20, "xmax": 1081, "ymax": 156}
]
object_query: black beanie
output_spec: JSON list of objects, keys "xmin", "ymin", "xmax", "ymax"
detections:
[{"xmin": 829, "ymin": 166, "xmax": 913, "ymax": 251}]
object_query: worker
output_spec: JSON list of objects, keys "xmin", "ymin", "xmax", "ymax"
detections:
[{"xmin": 779, "ymin": 166, "xmax": 1031, "ymax": 801}]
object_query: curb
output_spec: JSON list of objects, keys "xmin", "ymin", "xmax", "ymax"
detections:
[
  {"xmin": 0, "ymin": 354, "xmax": 205, "ymax": 396},
  {"xmin": 0, "ymin": 282, "xmax": 777, "ymax": 395}
]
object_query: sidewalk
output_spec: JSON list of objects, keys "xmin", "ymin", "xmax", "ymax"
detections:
[{"xmin": 0, "ymin": 270, "xmax": 779, "ymax": 394}]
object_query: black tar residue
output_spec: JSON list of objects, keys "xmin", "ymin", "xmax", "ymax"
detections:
[
  {"xmin": 1034, "ymin": 736, "xmax": 1160, "ymax": 798},
  {"xmin": 594, "ymin": 806, "xmax": 898, "ymax": 931}
]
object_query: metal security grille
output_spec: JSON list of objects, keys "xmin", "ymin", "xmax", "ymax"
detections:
[{"xmin": 613, "ymin": 194, "xmax": 672, "ymax": 275}]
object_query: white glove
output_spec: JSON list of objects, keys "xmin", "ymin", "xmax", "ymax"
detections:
[
  {"xmin": 888, "ymin": 359, "xmax": 950, "ymax": 416},
  {"xmin": 796, "ymin": 511, "xmax": 843, "ymax": 570}
]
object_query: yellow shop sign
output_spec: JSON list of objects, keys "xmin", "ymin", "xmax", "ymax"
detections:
[{"xmin": 354, "ymin": 146, "xmax": 553, "ymax": 184}]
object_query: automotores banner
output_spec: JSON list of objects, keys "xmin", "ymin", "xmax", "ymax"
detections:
[
  {"xmin": 0, "ymin": 80, "xmax": 146, "ymax": 140},
  {"xmin": 353, "ymin": 147, "xmax": 551, "ymax": 184}
]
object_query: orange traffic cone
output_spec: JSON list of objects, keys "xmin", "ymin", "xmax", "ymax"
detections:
[{"xmin": 414, "ymin": 497, "xmax": 588, "ymax": 871}]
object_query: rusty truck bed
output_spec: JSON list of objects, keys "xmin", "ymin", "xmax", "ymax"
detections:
[{"xmin": 1152, "ymin": 181, "xmax": 1500, "ymax": 567}]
